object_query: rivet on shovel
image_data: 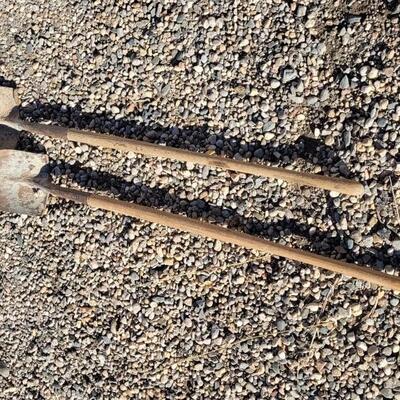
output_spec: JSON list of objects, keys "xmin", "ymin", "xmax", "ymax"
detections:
[
  {"xmin": 0, "ymin": 86, "xmax": 364, "ymax": 196},
  {"xmin": 0, "ymin": 148, "xmax": 398, "ymax": 291}
]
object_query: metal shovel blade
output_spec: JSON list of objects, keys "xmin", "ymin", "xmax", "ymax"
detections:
[
  {"xmin": 0, "ymin": 149, "xmax": 49, "ymax": 215},
  {"xmin": 0, "ymin": 86, "xmax": 20, "ymax": 120},
  {"xmin": 0, "ymin": 125, "xmax": 20, "ymax": 149}
]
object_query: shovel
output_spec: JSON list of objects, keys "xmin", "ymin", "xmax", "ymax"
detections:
[
  {"xmin": 0, "ymin": 148, "xmax": 398, "ymax": 291},
  {"xmin": 0, "ymin": 87, "xmax": 364, "ymax": 196}
]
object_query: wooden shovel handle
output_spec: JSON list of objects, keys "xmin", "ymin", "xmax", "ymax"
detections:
[
  {"xmin": 42, "ymin": 182, "xmax": 399, "ymax": 291},
  {"xmin": 15, "ymin": 119, "xmax": 364, "ymax": 196}
]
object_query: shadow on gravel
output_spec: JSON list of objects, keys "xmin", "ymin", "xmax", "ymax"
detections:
[
  {"xmin": 47, "ymin": 158, "xmax": 399, "ymax": 273},
  {"xmin": 18, "ymin": 99, "xmax": 356, "ymax": 176},
  {"xmin": 0, "ymin": 75, "xmax": 356, "ymax": 175},
  {"xmin": 1, "ymin": 77, "xmax": 397, "ymax": 273},
  {"xmin": 0, "ymin": 76, "xmax": 16, "ymax": 88}
]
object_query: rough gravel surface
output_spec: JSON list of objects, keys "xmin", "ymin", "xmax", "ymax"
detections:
[{"xmin": 0, "ymin": 0, "xmax": 400, "ymax": 399}]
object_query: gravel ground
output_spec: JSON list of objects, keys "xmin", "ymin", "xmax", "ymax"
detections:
[{"xmin": 1, "ymin": 0, "xmax": 400, "ymax": 399}]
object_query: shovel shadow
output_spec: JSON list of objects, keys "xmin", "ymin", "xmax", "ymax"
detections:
[
  {"xmin": 16, "ymin": 98, "xmax": 358, "ymax": 178},
  {"xmin": 0, "ymin": 77, "xmax": 396, "ymax": 274},
  {"xmin": 50, "ymin": 159, "xmax": 399, "ymax": 275}
]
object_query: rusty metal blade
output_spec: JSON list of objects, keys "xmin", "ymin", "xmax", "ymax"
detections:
[
  {"xmin": 0, "ymin": 149, "xmax": 49, "ymax": 215},
  {"xmin": 0, "ymin": 125, "xmax": 20, "ymax": 149}
]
